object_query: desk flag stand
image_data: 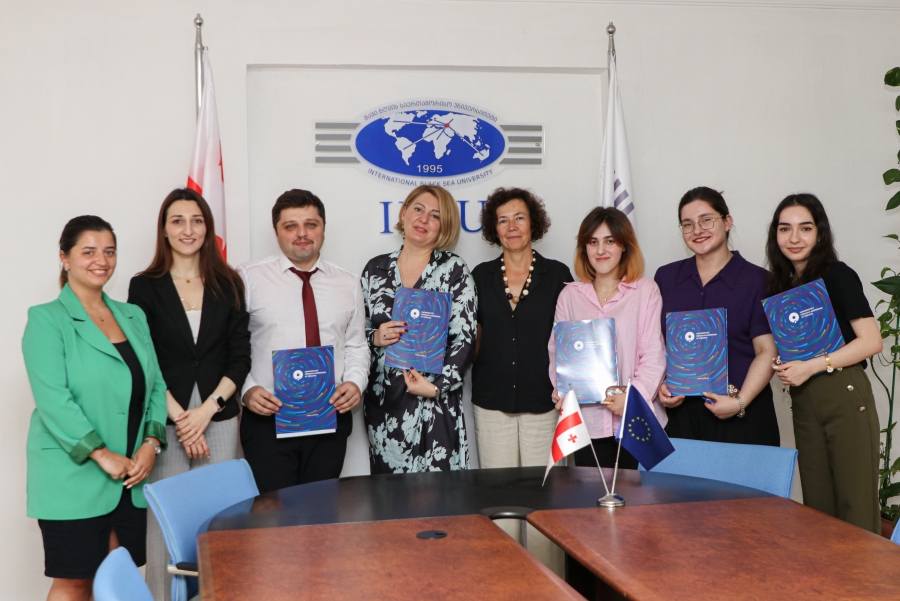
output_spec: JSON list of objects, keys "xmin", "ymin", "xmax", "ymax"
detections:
[{"xmin": 596, "ymin": 378, "xmax": 631, "ymax": 508}]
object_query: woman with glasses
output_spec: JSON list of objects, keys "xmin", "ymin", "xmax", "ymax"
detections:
[
  {"xmin": 654, "ymin": 187, "xmax": 780, "ymax": 446},
  {"xmin": 766, "ymin": 194, "xmax": 881, "ymax": 532}
]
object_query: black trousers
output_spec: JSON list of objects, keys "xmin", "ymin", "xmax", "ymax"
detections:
[
  {"xmin": 573, "ymin": 436, "xmax": 638, "ymax": 470},
  {"xmin": 665, "ymin": 386, "xmax": 780, "ymax": 447},
  {"xmin": 241, "ymin": 411, "xmax": 351, "ymax": 494}
]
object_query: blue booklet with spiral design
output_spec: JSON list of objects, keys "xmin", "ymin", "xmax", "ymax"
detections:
[
  {"xmin": 272, "ymin": 346, "xmax": 336, "ymax": 438},
  {"xmin": 665, "ymin": 308, "xmax": 729, "ymax": 396},
  {"xmin": 554, "ymin": 318, "xmax": 619, "ymax": 405},
  {"xmin": 385, "ymin": 287, "xmax": 452, "ymax": 374},
  {"xmin": 762, "ymin": 279, "xmax": 845, "ymax": 362}
]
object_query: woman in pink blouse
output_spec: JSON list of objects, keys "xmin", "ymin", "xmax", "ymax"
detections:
[{"xmin": 549, "ymin": 207, "xmax": 666, "ymax": 468}]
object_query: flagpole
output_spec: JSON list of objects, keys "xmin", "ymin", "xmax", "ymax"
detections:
[
  {"xmin": 194, "ymin": 14, "xmax": 205, "ymax": 118},
  {"xmin": 599, "ymin": 379, "xmax": 628, "ymax": 508},
  {"xmin": 607, "ymin": 22, "xmax": 616, "ymax": 64}
]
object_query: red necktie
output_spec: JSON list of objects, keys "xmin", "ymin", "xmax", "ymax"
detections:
[{"xmin": 290, "ymin": 268, "xmax": 321, "ymax": 347}]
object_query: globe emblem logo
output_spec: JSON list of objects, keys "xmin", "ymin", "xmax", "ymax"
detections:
[
  {"xmin": 292, "ymin": 370, "xmax": 304, "ymax": 381},
  {"xmin": 789, "ymin": 312, "xmax": 800, "ymax": 324},
  {"xmin": 354, "ymin": 108, "xmax": 506, "ymax": 178},
  {"xmin": 573, "ymin": 340, "xmax": 585, "ymax": 351},
  {"xmin": 685, "ymin": 332, "xmax": 695, "ymax": 342},
  {"xmin": 410, "ymin": 309, "xmax": 421, "ymax": 319}
]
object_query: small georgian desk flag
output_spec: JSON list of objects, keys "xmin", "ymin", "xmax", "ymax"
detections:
[
  {"xmin": 187, "ymin": 52, "xmax": 227, "ymax": 259},
  {"xmin": 543, "ymin": 390, "xmax": 591, "ymax": 485}
]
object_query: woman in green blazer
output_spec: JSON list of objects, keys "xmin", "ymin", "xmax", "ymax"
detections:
[{"xmin": 22, "ymin": 216, "xmax": 168, "ymax": 601}]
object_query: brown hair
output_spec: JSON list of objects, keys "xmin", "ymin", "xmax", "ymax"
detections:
[
  {"xmin": 395, "ymin": 185, "xmax": 460, "ymax": 252},
  {"xmin": 271, "ymin": 189, "xmax": 326, "ymax": 228},
  {"xmin": 140, "ymin": 188, "xmax": 244, "ymax": 309},
  {"xmin": 59, "ymin": 215, "xmax": 116, "ymax": 288},
  {"xmin": 574, "ymin": 207, "xmax": 644, "ymax": 283},
  {"xmin": 480, "ymin": 187, "xmax": 551, "ymax": 246}
]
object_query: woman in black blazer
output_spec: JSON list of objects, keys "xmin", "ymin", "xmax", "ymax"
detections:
[{"xmin": 127, "ymin": 188, "xmax": 250, "ymax": 601}]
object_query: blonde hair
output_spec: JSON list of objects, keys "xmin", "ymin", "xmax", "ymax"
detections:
[
  {"xmin": 574, "ymin": 207, "xmax": 644, "ymax": 283},
  {"xmin": 395, "ymin": 185, "xmax": 460, "ymax": 252}
]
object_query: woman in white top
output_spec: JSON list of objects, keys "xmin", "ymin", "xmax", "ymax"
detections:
[{"xmin": 127, "ymin": 188, "xmax": 250, "ymax": 601}]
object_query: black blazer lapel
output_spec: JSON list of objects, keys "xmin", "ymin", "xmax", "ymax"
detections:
[
  {"xmin": 195, "ymin": 283, "xmax": 223, "ymax": 354},
  {"xmin": 156, "ymin": 274, "xmax": 196, "ymax": 351}
]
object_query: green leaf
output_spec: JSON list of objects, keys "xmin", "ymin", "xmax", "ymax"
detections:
[
  {"xmin": 891, "ymin": 456, "xmax": 900, "ymax": 472},
  {"xmin": 873, "ymin": 275, "xmax": 900, "ymax": 296},
  {"xmin": 881, "ymin": 481, "xmax": 900, "ymax": 499},
  {"xmin": 896, "ymin": 96, "xmax": 900, "ymax": 111},
  {"xmin": 897, "ymin": 148, "xmax": 900, "ymax": 163},
  {"xmin": 885, "ymin": 169, "xmax": 900, "ymax": 185},
  {"xmin": 888, "ymin": 193, "xmax": 900, "ymax": 211},
  {"xmin": 886, "ymin": 234, "xmax": 900, "ymax": 241},
  {"xmin": 887, "ymin": 68, "xmax": 900, "ymax": 86}
]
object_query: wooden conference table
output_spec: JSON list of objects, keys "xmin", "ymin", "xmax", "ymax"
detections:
[{"xmin": 198, "ymin": 467, "xmax": 900, "ymax": 600}]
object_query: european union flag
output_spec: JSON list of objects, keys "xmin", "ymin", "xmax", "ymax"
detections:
[{"xmin": 615, "ymin": 385, "xmax": 674, "ymax": 470}]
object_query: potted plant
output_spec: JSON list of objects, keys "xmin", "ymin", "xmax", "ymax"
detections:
[{"xmin": 870, "ymin": 65, "xmax": 900, "ymax": 537}]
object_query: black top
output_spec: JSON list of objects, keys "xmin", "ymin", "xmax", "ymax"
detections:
[
  {"xmin": 128, "ymin": 274, "xmax": 251, "ymax": 423},
  {"xmin": 471, "ymin": 252, "xmax": 573, "ymax": 414},
  {"xmin": 113, "ymin": 340, "xmax": 145, "ymax": 457},
  {"xmin": 821, "ymin": 261, "xmax": 874, "ymax": 367}
]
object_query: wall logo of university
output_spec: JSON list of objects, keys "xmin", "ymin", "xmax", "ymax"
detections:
[{"xmin": 314, "ymin": 99, "xmax": 544, "ymax": 189}]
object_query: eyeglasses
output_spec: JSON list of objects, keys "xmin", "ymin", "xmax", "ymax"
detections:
[{"xmin": 679, "ymin": 215, "xmax": 725, "ymax": 234}]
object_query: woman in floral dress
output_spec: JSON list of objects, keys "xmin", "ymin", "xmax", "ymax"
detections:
[{"xmin": 361, "ymin": 185, "xmax": 477, "ymax": 473}]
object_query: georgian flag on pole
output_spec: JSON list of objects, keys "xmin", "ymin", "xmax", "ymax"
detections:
[
  {"xmin": 597, "ymin": 51, "xmax": 635, "ymax": 224},
  {"xmin": 543, "ymin": 390, "xmax": 591, "ymax": 485},
  {"xmin": 187, "ymin": 52, "xmax": 227, "ymax": 258}
]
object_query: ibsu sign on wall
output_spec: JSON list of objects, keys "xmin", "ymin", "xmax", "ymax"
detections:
[{"xmin": 314, "ymin": 98, "xmax": 543, "ymax": 189}]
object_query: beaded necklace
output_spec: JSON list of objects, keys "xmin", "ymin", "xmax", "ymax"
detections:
[{"xmin": 501, "ymin": 250, "xmax": 536, "ymax": 305}]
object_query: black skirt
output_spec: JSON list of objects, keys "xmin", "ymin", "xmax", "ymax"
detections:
[
  {"xmin": 664, "ymin": 385, "xmax": 780, "ymax": 446},
  {"xmin": 38, "ymin": 489, "xmax": 147, "ymax": 579}
]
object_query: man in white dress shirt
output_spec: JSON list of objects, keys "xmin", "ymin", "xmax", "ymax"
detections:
[{"xmin": 237, "ymin": 189, "xmax": 369, "ymax": 493}]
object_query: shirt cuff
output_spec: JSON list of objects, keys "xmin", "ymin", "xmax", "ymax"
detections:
[
  {"xmin": 71, "ymin": 431, "xmax": 106, "ymax": 465},
  {"xmin": 143, "ymin": 421, "xmax": 168, "ymax": 451}
]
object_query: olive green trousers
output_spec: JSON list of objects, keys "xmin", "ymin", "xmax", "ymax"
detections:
[{"xmin": 791, "ymin": 364, "xmax": 880, "ymax": 533}]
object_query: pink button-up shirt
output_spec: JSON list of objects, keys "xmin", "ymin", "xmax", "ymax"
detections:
[{"xmin": 548, "ymin": 277, "xmax": 667, "ymax": 439}]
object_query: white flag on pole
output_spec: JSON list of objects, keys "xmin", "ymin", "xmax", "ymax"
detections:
[
  {"xmin": 598, "ymin": 52, "xmax": 635, "ymax": 225},
  {"xmin": 543, "ymin": 390, "xmax": 592, "ymax": 485},
  {"xmin": 187, "ymin": 52, "xmax": 227, "ymax": 259}
]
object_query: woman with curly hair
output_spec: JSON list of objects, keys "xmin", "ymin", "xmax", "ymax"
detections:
[{"xmin": 471, "ymin": 187, "xmax": 573, "ymax": 469}]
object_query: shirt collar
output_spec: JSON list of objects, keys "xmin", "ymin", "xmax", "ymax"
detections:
[
  {"xmin": 278, "ymin": 253, "xmax": 325, "ymax": 275},
  {"xmin": 571, "ymin": 278, "xmax": 637, "ymax": 309},
  {"xmin": 675, "ymin": 251, "xmax": 744, "ymax": 290}
]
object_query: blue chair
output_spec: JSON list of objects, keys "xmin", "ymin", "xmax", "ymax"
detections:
[
  {"xmin": 144, "ymin": 459, "xmax": 259, "ymax": 601},
  {"xmin": 640, "ymin": 438, "xmax": 798, "ymax": 498},
  {"xmin": 93, "ymin": 547, "xmax": 153, "ymax": 601},
  {"xmin": 891, "ymin": 521, "xmax": 900, "ymax": 545}
]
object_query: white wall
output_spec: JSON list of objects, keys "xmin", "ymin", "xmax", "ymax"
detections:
[{"xmin": 2, "ymin": 1, "xmax": 899, "ymax": 598}]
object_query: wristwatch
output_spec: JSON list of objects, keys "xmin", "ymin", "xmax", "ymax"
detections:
[
  {"xmin": 211, "ymin": 395, "xmax": 227, "ymax": 413},
  {"xmin": 734, "ymin": 395, "xmax": 746, "ymax": 419},
  {"xmin": 143, "ymin": 438, "xmax": 161, "ymax": 455}
]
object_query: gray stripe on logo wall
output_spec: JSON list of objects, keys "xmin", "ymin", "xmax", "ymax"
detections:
[
  {"xmin": 500, "ymin": 158, "xmax": 542, "ymax": 165},
  {"xmin": 315, "ymin": 123, "xmax": 359, "ymax": 129},
  {"xmin": 507, "ymin": 147, "xmax": 542, "ymax": 154},
  {"xmin": 507, "ymin": 136, "xmax": 543, "ymax": 143},
  {"xmin": 315, "ymin": 157, "xmax": 360, "ymax": 164},
  {"xmin": 316, "ymin": 145, "xmax": 352, "ymax": 152},
  {"xmin": 501, "ymin": 125, "xmax": 542, "ymax": 132},
  {"xmin": 316, "ymin": 134, "xmax": 352, "ymax": 141}
]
